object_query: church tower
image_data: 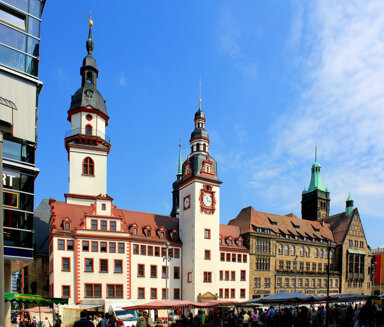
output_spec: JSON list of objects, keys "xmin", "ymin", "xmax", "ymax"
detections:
[
  {"xmin": 64, "ymin": 20, "xmax": 110, "ymax": 205},
  {"xmin": 301, "ymin": 149, "xmax": 330, "ymax": 220},
  {"xmin": 178, "ymin": 97, "xmax": 222, "ymax": 302},
  {"xmin": 170, "ymin": 145, "xmax": 183, "ymax": 217}
]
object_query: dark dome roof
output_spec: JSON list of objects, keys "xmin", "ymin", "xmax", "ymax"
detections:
[
  {"xmin": 194, "ymin": 109, "xmax": 205, "ymax": 119},
  {"xmin": 83, "ymin": 55, "xmax": 97, "ymax": 69},
  {"xmin": 69, "ymin": 86, "xmax": 108, "ymax": 116},
  {"xmin": 190, "ymin": 128, "xmax": 208, "ymax": 140}
]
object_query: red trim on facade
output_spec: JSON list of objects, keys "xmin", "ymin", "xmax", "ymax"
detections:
[
  {"xmin": 84, "ymin": 283, "xmax": 102, "ymax": 298},
  {"xmin": 100, "ymin": 259, "xmax": 109, "ymax": 273},
  {"xmin": 138, "ymin": 287, "xmax": 145, "ymax": 299},
  {"xmin": 199, "ymin": 184, "xmax": 216, "ymax": 215},
  {"xmin": 127, "ymin": 242, "xmax": 131, "ymax": 299},
  {"xmin": 61, "ymin": 257, "xmax": 71, "ymax": 271},
  {"xmin": 67, "ymin": 107, "xmax": 109, "ymax": 125},
  {"xmin": 106, "ymin": 284, "xmax": 124, "ymax": 298},
  {"xmin": 204, "ymin": 229, "xmax": 211, "ymax": 239},
  {"xmin": 150, "ymin": 265, "xmax": 157, "ymax": 278},
  {"xmin": 137, "ymin": 264, "xmax": 145, "ymax": 277},
  {"xmin": 84, "ymin": 258, "xmax": 94, "ymax": 272},
  {"xmin": 62, "ymin": 285, "xmax": 71, "ymax": 298},
  {"xmin": 204, "ymin": 250, "xmax": 211, "ymax": 260},
  {"xmin": 173, "ymin": 288, "xmax": 181, "ymax": 300},
  {"xmin": 74, "ymin": 237, "xmax": 80, "ymax": 304}
]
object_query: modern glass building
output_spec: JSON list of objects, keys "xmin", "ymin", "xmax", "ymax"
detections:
[{"xmin": 0, "ymin": 1, "xmax": 45, "ymax": 322}]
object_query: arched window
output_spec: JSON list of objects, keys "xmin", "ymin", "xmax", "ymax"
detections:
[
  {"xmin": 203, "ymin": 144, "xmax": 207, "ymax": 152},
  {"xmin": 300, "ymin": 247, "xmax": 304, "ymax": 257},
  {"xmin": 320, "ymin": 249, "xmax": 324, "ymax": 259},
  {"xmin": 290, "ymin": 246, "xmax": 295, "ymax": 256},
  {"xmin": 305, "ymin": 247, "xmax": 310, "ymax": 257},
  {"xmin": 83, "ymin": 157, "xmax": 94, "ymax": 176},
  {"xmin": 278, "ymin": 244, "xmax": 283, "ymax": 255},
  {"xmin": 85, "ymin": 124, "xmax": 92, "ymax": 136},
  {"xmin": 284, "ymin": 245, "xmax": 289, "ymax": 256},
  {"xmin": 314, "ymin": 248, "xmax": 319, "ymax": 258}
]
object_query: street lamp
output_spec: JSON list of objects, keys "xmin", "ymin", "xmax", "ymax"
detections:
[
  {"xmin": 294, "ymin": 255, "xmax": 298, "ymax": 293},
  {"xmin": 326, "ymin": 241, "xmax": 332, "ymax": 327},
  {"xmin": 163, "ymin": 242, "xmax": 171, "ymax": 300}
]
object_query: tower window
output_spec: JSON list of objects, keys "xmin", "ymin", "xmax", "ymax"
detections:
[
  {"xmin": 83, "ymin": 157, "xmax": 94, "ymax": 176},
  {"xmin": 86, "ymin": 114, "xmax": 93, "ymax": 121},
  {"xmin": 86, "ymin": 72, "xmax": 92, "ymax": 84},
  {"xmin": 203, "ymin": 144, "xmax": 207, "ymax": 152},
  {"xmin": 85, "ymin": 124, "xmax": 92, "ymax": 136}
]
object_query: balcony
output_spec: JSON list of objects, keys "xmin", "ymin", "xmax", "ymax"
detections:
[{"xmin": 65, "ymin": 128, "xmax": 110, "ymax": 143}]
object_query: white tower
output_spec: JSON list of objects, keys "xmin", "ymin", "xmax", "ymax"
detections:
[
  {"xmin": 179, "ymin": 99, "xmax": 222, "ymax": 302},
  {"xmin": 64, "ymin": 20, "xmax": 110, "ymax": 205}
]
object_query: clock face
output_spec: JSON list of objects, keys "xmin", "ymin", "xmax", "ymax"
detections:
[
  {"xmin": 184, "ymin": 196, "xmax": 190, "ymax": 208},
  {"xmin": 203, "ymin": 194, "xmax": 212, "ymax": 207}
]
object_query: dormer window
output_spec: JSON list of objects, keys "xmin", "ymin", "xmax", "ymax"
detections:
[
  {"xmin": 160, "ymin": 232, "xmax": 165, "ymax": 239},
  {"xmin": 238, "ymin": 241, "xmax": 242, "ymax": 246},
  {"xmin": 206, "ymin": 166, "xmax": 210, "ymax": 173},
  {"xmin": 64, "ymin": 222, "xmax": 70, "ymax": 230},
  {"xmin": 228, "ymin": 240, "xmax": 233, "ymax": 246},
  {"xmin": 219, "ymin": 239, "xmax": 222, "ymax": 245},
  {"xmin": 147, "ymin": 230, "xmax": 151, "ymax": 237},
  {"xmin": 101, "ymin": 204, "xmax": 106, "ymax": 210},
  {"xmin": 133, "ymin": 228, "xmax": 137, "ymax": 235},
  {"xmin": 185, "ymin": 166, "xmax": 190, "ymax": 175}
]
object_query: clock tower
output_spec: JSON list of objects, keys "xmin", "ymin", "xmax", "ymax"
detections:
[
  {"xmin": 178, "ymin": 98, "xmax": 222, "ymax": 302},
  {"xmin": 65, "ymin": 20, "xmax": 110, "ymax": 205},
  {"xmin": 301, "ymin": 150, "xmax": 330, "ymax": 221}
]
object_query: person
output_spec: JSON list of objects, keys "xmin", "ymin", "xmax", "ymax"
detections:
[
  {"xmin": 227, "ymin": 310, "xmax": 237, "ymax": 327},
  {"xmin": 136, "ymin": 311, "xmax": 148, "ymax": 327},
  {"xmin": 266, "ymin": 306, "xmax": 275, "ymax": 327},
  {"xmin": 31, "ymin": 316, "xmax": 38, "ymax": 327},
  {"xmin": 54, "ymin": 314, "xmax": 62, "ymax": 327},
  {"xmin": 192, "ymin": 310, "xmax": 202, "ymax": 327},
  {"xmin": 92, "ymin": 315, "xmax": 99, "ymax": 327},
  {"xmin": 42, "ymin": 317, "xmax": 53, "ymax": 327},
  {"xmin": 74, "ymin": 311, "xmax": 94, "ymax": 327},
  {"xmin": 242, "ymin": 311, "xmax": 250, "ymax": 327},
  {"xmin": 100, "ymin": 313, "xmax": 110, "ymax": 327}
]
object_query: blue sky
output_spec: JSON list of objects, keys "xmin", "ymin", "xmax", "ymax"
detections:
[{"xmin": 36, "ymin": 1, "xmax": 384, "ymax": 248}]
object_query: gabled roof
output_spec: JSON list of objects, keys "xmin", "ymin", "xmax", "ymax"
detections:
[
  {"xmin": 322, "ymin": 208, "xmax": 355, "ymax": 245},
  {"xmin": 49, "ymin": 199, "xmax": 180, "ymax": 243},
  {"xmin": 228, "ymin": 206, "xmax": 334, "ymax": 242},
  {"xmin": 219, "ymin": 224, "xmax": 247, "ymax": 250}
]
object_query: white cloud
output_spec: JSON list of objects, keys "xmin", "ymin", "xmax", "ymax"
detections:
[
  {"xmin": 217, "ymin": 7, "xmax": 258, "ymax": 79},
  {"xmin": 119, "ymin": 72, "xmax": 126, "ymax": 86}
]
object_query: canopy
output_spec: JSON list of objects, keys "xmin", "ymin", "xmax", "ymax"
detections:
[
  {"xmin": 23, "ymin": 306, "xmax": 52, "ymax": 313},
  {"xmin": 123, "ymin": 300, "xmax": 236, "ymax": 310},
  {"xmin": 4, "ymin": 293, "xmax": 68, "ymax": 305},
  {"xmin": 239, "ymin": 292, "xmax": 315, "ymax": 305}
]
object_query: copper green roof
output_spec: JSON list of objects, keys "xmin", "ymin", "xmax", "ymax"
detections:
[
  {"xmin": 303, "ymin": 161, "xmax": 327, "ymax": 193},
  {"xmin": 177, "ymin": 145, "xmax": 182, "ymax": 175}
]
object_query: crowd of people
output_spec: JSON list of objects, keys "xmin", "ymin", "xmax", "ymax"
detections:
[{"xmin": 13, "ymin": 312, "xmax": 62, "ymax": 327}]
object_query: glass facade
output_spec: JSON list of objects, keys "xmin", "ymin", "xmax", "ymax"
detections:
[{"xmin": 0, "ymin": 0, "xmax": 44, "ymax": 76}]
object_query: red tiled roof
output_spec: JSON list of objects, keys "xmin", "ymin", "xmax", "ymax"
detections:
[
  {"xmin": 228, "ymin": 206, "xmax": 334, "ymax": 242},
  {"xmin": 50, "ymin": 199, "xmax": 180, "ymax": 243},
  {"xmin": 219, "ymin": 224, "xmax": 247, "ymax": 250},
  {"xmin": 321, "ymin": 209, "xmax": 355, "ymax": 245}
]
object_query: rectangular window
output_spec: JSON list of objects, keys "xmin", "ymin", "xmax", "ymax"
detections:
[
  {"xmin": 240, "ymin": 289, "xmax": 246, "ymax": 298},
  {"xmin": 232, "ymin": 254, "xmax": 236, "ymax": 262},
  {"xmin": 109, "ymin": 242, "xmax": 116, "ymax": 253},
  {"xmin": 150, "ymin": 265, "xmax": 157, "ymax": 278},
  {"xmin": 115, "ymin": 260, "xmax": 123, "ymax": 273},
  {"xmin": 226, "ymin": 253, "xmax": 230, "ymax": 261},
  {"xmin": 150, "ymin": 288, "xmax": 157, "ymax": 299},
  {"xmin": 279, "ymin": 260, "xmax": 284, "ymax": 270},
  {"xmin": 64, "ymin": 222, "xmax": 70, "ymax": 230},
  {"xmin": 312, "ymin": 262, "xmax": 316, "ymax": 271},
  {"xmin": 91, "ymin": 241, "xmax": 98, "ymax": 252},
  {"xmin": 231, "ymin": 271, "xmax": 235, "ymax": 281},
  {"xmin": 162, "ymin": 266, "xmax": 168, "ymax": 278},
  {"xmin": 299, "ymin": 262, "xmax": 304, "ymax": 270},
  {"xmin": 140, "ymin": 245, "xmax": 146, "ymax": 255},
  {"xmin": 225, "ymin": 289, "xmax": 229, "ymax": 299},
  {"xmin": 133, "ymin": 244, "xmax": 139, "ymax": 254},
  {"xmin": 220, "ymin": 253, "xmax": 225, "ymax": 262},
  {"xmin": 284, "ymin": 278, "xmax": 289, "ymax": 288},
  {"xmin": 204, "ymin": 229, "xmax": 211, "ymax": 239},
  {"xmin": 264, "ymin": 278, "xmax": 271, "ymax": 288},
  {"xmin": 188, "ymin": 272, "xmax": 192, "ymax": 283},
  {"xmin": 305, "ymin": 279, "xmax": 309, "ymax": 288},
  {"xmin": 86, "ymin": 284, "xmax": 101, "ymax": 298},
  {"xmin": 318, "ymin": 263, "xmax": 322, "ymax": 271},
  {"xmin": 243, "ymin": 255, "xmax": 247, "ymax": 263},
  {"xmin": 277, "ymin": 278, "xmax": 282, "ymax": 287},
  {"xmin": 100, "ymin": 259, "xmax": 108, "ymax": 273},
  {"xmin": 219, "ymin": 289, "xmax": 223, "ymax": 299},
  {"xmin": 85, "ymin": 259, "xmax": 94, "ymax": 272},
  {"xmin": 240, "ymin": 270, "xmax": 246, "ymax": 281},
  {"xmin": 91, "ymin": 220, "xmax": 98, "ymax": 230},
  {"xmin": 230, "ymin": 289, "xmax": 235, "ymax": 299},
  {"xmin": 203, "ymin": 272, "xmax": 212, "ymax": 283},
  {"xmin": 286, "ymin": 261, "xmax": 291, "ymax": 270},
  {"xmin": 102, "ymin": 203, "xmax": 106, "ymax": 210},
  {"xmin": 174, "ymin": 266, "xmax": 180, "ymax": 279},
  {"xmin": 306, "ymin": 262, "xmax": 310, "ymax": 271},
  {"xmin": 118, "ymin": 243, "xmax": 124, "ymax": 253},
  {"xmin": 168, "ymin": 248, "xmax": 173, "ymax": 258},
  {"xmin": 58, "ymin": 239, "xmax": 65, "ymax": 250},
  {"xmin": 138, "ymin": 264, "xmax": 145, "ymax": 277},
  {"xmin": 67, "ymin": 240, "xmax": 74, "ymax": 251},
  {"xmin": 101, "ymin": 221, "xmax": 107, "ymax": 230},
  {"xmin": 254, "ymin": 278, "xmax": 261, "ymax": 288},
  {"xmin": 138, "ymin": 287, "xmax": 145, "ymax": 299},
  {"xmin": 82, "ymin": 241, "xmax": 89, "ymax": 252},
  {"xmin": 225, "ymin": 271, "xmax": 229, "ymax": 281},
  {"xmin": 174, "ymin": 248, "xmax": 180, "ymax": 258},
  {"xmin": 174, "ymin": 288, "xmax": 180, "ymax": 300},
  {"xmin": 148, "ymin": 246, "xmax": 153, "ymax": 256},
  {"xmin": 110, "ymin": 221, "xmax": 116, "ymax": 231},
  {"xmin": 154, "ymin": 247, "xmax": 160, "ymax": 257},
  {"xmin": 62, "ymin": 285, "xmax": 70, "ymax": 298},
  {"xmin": 62, "ymin": 258, "xmax": 70, "ymax": 271},
  {"xmin": 107, "ymin": 284, "xmax": 123, "ymax": 298},
  {"xmin": 219, "ymin": 271, "xmax": 223, "ymax": 281},
  {"xmin": 238, "ymin": 254, "xmax": 242, "ymax": 262},
  {"xmin": 204, "ymin": 250, "xmax": 211, "ymax": 260},
  {"xmin": 100, "ymin": 242, "xmax": 107, "ymax": 253}
]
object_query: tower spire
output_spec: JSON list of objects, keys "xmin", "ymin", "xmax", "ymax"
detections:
[
  {"xmin": 199, "ymin": 80, "xmax": 202, "ymax": 110},
  {"xmin": 86, "ymin": 15, "xmax": 94, "ymax": 56},
  {"xmin": 315, "ymin": 144, "xmax": 317, "ymax": 162},
  {"xmin": 177, "ymin": 143, "xmax": 182, "ymax": 176}
]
